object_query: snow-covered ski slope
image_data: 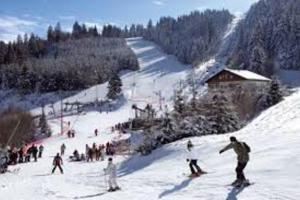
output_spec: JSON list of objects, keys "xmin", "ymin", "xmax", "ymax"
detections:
[{"xmin": 1, "ymin": 87, "xmax": 300, "ymax": 200}]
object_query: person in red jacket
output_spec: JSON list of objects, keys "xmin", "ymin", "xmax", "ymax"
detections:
[{"xmin": 52, "ymin": 153, "xmax": 63, "ymax": 174}]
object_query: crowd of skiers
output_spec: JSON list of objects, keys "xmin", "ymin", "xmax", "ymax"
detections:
[
  {"xmin": 0, "ymin": 143, "xmax": 44, "ymax": 174},
  {"xmin": 66, "ymin": 141, "xmax": 116, "ymax": 163},
  {"xmin": 111, "ymin": 122, "xmax": 129, "ymax": 134}
]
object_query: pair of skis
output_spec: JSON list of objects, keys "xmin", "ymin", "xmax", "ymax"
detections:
[
  {"xmin": 73, "ymin": 188, "xmax": 121, "ymax": 199},
  {"xmin": 183, "ymin": 172, "xmax": 254, "ymax": 188}
]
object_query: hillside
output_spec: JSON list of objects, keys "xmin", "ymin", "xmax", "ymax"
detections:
[{"xmin": 227, "ymin": 0, "xmax": 300, "ymax": 77}]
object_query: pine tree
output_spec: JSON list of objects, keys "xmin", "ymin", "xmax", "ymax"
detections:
[
  {"xmin": 107, "ymin": 73, "xmax": 123, "ymax": 100},
  {"xmin": 54, "ymin": 22, "xmax": 62, "ymax": 42},
  {"xmin": 39, "ymin": 106, "xmax": 52, "ymax": 137},
  {"xmin": 173, "ymin": 89, "xmax": 185, "ymax": 116},
  {"xmin": 207, "ymin": 95, "xmax": 240, "ymax": 134},
  {"xmin": 47, "ymin": 25, "xmax": 55, "ymax": 42},
  {"xmin": 266, "ymin": 76, "xmax": 283, "ymax": 106}
]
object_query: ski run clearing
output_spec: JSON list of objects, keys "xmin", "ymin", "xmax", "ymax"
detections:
[{"xmin": 0, "ymin": 37, "xmax": 300, "ymax": 200}]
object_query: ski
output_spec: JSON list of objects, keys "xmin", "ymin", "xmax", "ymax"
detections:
[
  {"xmin": 73, "ymin": 192, "xmax": 106, "ymax": 199},
  {"xmin": 227, "ymin": 182, "xmax": 254, "ymax": 188}
]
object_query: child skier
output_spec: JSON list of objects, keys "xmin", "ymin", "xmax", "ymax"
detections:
[
  {"xmin": 219, "ymin": 136, "xmax": 251, "ymax": 187},
  {"xmin": 52, "ymin": 153, "xmax": 64, "ymax": 174},
  {"xmin": 104, "ymin": 157, "xmax": 120, "ymax": 192},
  {"xmin": 61, "ymin": 143, "xmax": 66, "ymax": 156},
  {"xmin": 186, "ymin": 140, "xmax": 205, "ymax": 177}
]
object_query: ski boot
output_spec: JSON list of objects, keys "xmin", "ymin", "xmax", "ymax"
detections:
[
  {"xmin": 231, "ymin": 179, "xmax": 241, "ymax": 187},
  {"xmin": 188, "ymin": 173, "xmax": 199, "ymax": 178},
  {"xmin": 114, "ymin": 186, "xmax": 121, "ymax": 191},
  {"xmin": 108, "ymin": 187, "xmax": 115, "ymax": 192}
]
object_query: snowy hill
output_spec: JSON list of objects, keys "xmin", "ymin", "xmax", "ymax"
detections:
[{"xmin": 1, "ymin": 35, "xmax": 300, "ymax": 200}]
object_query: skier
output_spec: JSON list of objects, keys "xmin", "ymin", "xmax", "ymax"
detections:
[
  {"xmin": 104, "ymin": 157, "xmax": 120, "ymax": 192},
  {"xmin": 71, "ymin": 150, "xmax": 80, "ymax": 161},
  {"xmin": 61, "ymin": 143, "xmax": 66, "ymax": 156},
  {"xmin": 32, "ymin": 145, "xmax": 38, "ymax": 162},
  {"xmin": 85, "ymin": 144, "xmax": 90, "ymax": 161},
  {"xmin": 25, "ymin": 145, "xmax": 31, "ymax": 162},
  {"xmin": 219, "ymin": 136, "xmax": 251, "ymax": 187},
  {"xmin": 186, "ymin": 140, "xmax": 204, "ymax": 177},
  {"xmin": 18, "ymin": 147, "xmax": 24, "ymax": 163},
  {"xmin": 0, "ymin": 150, "xmax": 8, "ymax": 174},
  {"xmin": 38, "ymin": 145, "xmax": 44, "ymax": 158},
  {"xmin": 52, "ymin": 153, "xmax": 63, "ymax": 174},
  {"xmin": 95, "ymin": 129, "xmax": 98, "ymax": 137}
]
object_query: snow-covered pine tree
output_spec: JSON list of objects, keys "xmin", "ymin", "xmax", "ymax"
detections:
[
  {"xmin": 39, "ymin": 106, "xmax": 52, "ymax": 137},
  {"xmin": 266, "ymin": 76, "xmax": 283, "ymax": 107},
  {"xmin": 107, "ymin": 73, "xmax": 123, "ymax": 100},
  {"xmin": 173, "ymin": 88, "xmax": 185, "ymax": 119},
  {"xmin": 207, "ymin": 95, "xmax": 240, "ymax": 134}
]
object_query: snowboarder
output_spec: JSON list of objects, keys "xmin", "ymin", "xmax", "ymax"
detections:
[
  {"xmin": 38, "ymin": 145, "xmax": 44, "ymax": 158},
  {"xmin": 104, "ymin": 157, "xmax": 120, "ymax": 192},
  {"xmin": 219, "ymin": 136, "xmax": 251, "ymax": 187},
  {"xmin": 61, "ymin": 143, "xmax": 66, "ymax": 156},
  {"xmin": 186, "ymin": 140, "xmax": 204, "ymax": 177},
  {"xmin": 52, "ymin": 153, "xmax": 63, "ymax": 174}
]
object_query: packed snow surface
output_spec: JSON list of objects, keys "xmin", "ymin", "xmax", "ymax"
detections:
[{"xmin": 0, "ymin": 38, "xmax": 299, "ymax": 200}]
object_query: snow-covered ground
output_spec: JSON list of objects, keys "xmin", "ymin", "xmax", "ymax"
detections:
[{"xmin": 1, "ymin": 35, "xmax": 300, "ymax": 199}]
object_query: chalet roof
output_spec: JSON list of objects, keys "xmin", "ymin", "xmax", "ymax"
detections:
[
  {"xmin": 205, "ymin": 68, "xmax": 271, "ymax": 83},
  {"xmin": 225, "ymin": 69, "xmax": 270, "ymax": 81}
]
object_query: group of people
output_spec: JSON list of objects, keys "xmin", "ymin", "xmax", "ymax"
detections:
[
  {"xmin": 186, "ymin": 136, "xmax": 251, "ymax": 188},
  {"xmin": 52, "ymin": 142, "xmax": 120, "ymax": 192},
  {"xmin": 111, "ymin": 122, "xmax": 129, "ymax": 134},
  {"xmin": 65, "ymin": 141, "xmax": 116, "ymax": 163},
  {"xmin": 67, "ymin": 130, "xmax": 76, "ymax": 138},
  {"xmin": 0, "ymin": 143, "xmax": 45, "ymax": 173}
]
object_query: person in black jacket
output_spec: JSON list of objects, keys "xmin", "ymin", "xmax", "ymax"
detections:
[
  {"xmin": 32, "ymin": 145, "xmax": 38, "ymax": 162},
  {"xmin": 38, "ymin": 145, "xmax": 44, "ymax": 158},
  {"xmin": 52, "ymin": 153, "xmax": 63, "ymax": 174}
]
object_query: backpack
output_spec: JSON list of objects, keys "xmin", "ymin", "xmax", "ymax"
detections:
[{"xmin": 242, "ymin": 142, "xmax": 251, "ymax": 153}]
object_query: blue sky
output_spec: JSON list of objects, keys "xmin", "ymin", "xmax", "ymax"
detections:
[{"xmin": 0, "ymin": 0, "xmax": 258, "ymax": 42}]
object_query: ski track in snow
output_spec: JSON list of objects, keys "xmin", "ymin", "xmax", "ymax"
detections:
[{"xmin": 1, "ymin": 35, "xmax": 300, "ymax": 199}]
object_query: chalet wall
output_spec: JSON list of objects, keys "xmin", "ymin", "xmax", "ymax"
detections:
[
  {"xmin": 207, "ymin": 81, "xmax": 270, "ymax": 121},
  {"xmin": 206, "ymin": 71, "xmax": 245, "ymax": 84}
]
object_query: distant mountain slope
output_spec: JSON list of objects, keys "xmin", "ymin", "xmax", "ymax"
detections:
[{"xmin": 125, "ymin": 10, "xmax": 233, "ymax": 66}]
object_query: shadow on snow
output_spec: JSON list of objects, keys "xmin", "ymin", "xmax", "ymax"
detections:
[
  {"xmin": 118, "ymin": 148, "xmax": 174, "ymax": 178},
  {"xmin": 158, "ymin": 178, "xmax": 194, "ymax": 199}
]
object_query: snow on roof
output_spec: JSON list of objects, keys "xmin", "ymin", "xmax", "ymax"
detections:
[{"xmin": 224, "ymin": 68, "xmax": 271, "ymax": 81}]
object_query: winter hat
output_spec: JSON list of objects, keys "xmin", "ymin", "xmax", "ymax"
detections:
[
  {"xmin": 230, "ymin": 136, "xmax": 237, "ymax": 142},
  {"xmin": 108, "ymin": 157, "xmax": 113, "ymax": 162},
  {"xmin": 187, "ymin": 140, "xmax": 193, "ymax": 149}
]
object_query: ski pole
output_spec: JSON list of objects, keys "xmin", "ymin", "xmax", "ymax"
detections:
[{"xmin": 104, "ymin": 170, "xmax": 108, "ymax": 189}]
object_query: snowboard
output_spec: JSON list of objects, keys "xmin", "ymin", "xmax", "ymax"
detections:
[
  {"xmin": 228, "ymin": 181, "xmax": 254, "ymax": 188},
  {"xmin": 185, "ymin": 171, "xmax": 208, "ymax": 178}
]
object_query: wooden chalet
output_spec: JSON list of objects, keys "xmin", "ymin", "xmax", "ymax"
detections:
[{"xmin": 205, "ymin": 68, "xmax": 270, "ymax": 91}]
